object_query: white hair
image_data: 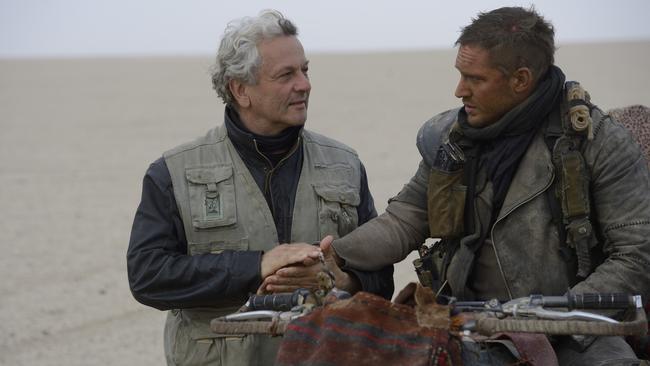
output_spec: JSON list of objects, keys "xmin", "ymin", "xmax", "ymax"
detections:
[{"xmin": 210, "ymin": 10, "xmax": 298, "ymax": 105}]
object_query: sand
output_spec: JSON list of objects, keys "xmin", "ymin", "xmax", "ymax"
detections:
[{"xmin": 1, "ymin": 41, "xmax": 648, "ymax": 365}]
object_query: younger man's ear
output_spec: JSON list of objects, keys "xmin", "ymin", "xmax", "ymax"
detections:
[{"xmin": 511, "ymin": 67, "xmax": 534, "ymax": 94}]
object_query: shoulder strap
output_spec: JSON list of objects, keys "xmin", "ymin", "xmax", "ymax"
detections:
[
  {"xmin": 548, "ymin": 81, "xmax": 595, "ymax": 279},
  {"xmin": 544, "ymin": 108, "xmax": 570, "ymax": 261}
]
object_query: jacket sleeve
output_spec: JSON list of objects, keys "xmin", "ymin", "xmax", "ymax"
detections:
[
  {"xmin": 571, "ymin": 113, "xmax": 650, "ymax": 297},
  {"xmin": 126, "ymin": 158, "xmax": 262, "ymax": 310},
  {"xmin": 340, "ymin": 162, "xmax": 395, "ymax": 299},
  {"xmin": 342, "ymin": 164, "xmax": 395, "ymax": 300},
  {"xmin": 333, "ymin": 160, "xmax": 431, "ymax": 271}
]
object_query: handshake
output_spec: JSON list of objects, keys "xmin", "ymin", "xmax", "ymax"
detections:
[{"xmin": 258, "ymin": 235, "xmax": 358, "ymax": 295}]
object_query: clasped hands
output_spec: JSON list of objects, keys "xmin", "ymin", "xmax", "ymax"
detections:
[{"xmin": 258, "ymin": 235, "xmax": 358, "ymax": 295}]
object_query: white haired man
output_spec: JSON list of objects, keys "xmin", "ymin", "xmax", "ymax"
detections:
[{"xmin": 127, "ymin": 10, "xmax": 393, "ymax": 366}]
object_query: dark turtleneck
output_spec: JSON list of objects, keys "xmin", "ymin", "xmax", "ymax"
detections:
[
  {"xmin": 225, "ymin": 106, "xmax": 303, "ymax": 167},
  {"xmin": 224, "ymin": 106, "xmax": 304, "ymax": 242}
]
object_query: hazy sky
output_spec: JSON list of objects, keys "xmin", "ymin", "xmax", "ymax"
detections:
[{"xmin": 2, "ymin": 0, "xmax": 649, "ymax": 57}]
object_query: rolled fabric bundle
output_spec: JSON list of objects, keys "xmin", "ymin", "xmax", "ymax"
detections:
[
  {"xmin": 570, "ymin": 104, "xmax": 592, "ymax": 136},
  {"xmin": 608, "ymin": 105, "xmax": 650, "ymax": 169}
]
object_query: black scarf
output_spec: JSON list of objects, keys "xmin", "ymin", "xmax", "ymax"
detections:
[{"xmin": 458, "ymin": 66, "xmax": 565, "ymax": 221}]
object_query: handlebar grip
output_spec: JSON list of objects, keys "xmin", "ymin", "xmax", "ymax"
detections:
[
  {"xmin": 568, "ymin": 293, "xmax": 635, "ymax": 309},
  {"xmin": 249, "ymin": 289, "xmax": 311, "ymax": 311}
]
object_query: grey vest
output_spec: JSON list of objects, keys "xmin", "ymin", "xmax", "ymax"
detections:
[{"xmin": 162, "ymin": 124, "xmax": 362, "ymax": 365}]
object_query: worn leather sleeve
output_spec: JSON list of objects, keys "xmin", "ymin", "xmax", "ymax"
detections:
[
  {"xmin": 571, "ymin": 110, "xmax": 650, "ymax": 297},
  {"xmin": 343, "ymin": 162, "xmax": 395, "ymax": 299},
  {"xmin": 332, "ymin": 160, "xmax": 431, "ymax": 270}
]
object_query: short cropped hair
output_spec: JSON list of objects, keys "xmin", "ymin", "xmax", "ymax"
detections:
[
  {"xmin": 456, "ymin": 6, "xmax": 555, "ymax": 82},
  {"xmin": 211, "ymin": 10, "xmax": 298, "ymax": 105}
]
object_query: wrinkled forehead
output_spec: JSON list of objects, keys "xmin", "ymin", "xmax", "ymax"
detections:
[{"xmin": 258, "ymin": 36, "xmax": 308, "ymax": 70}]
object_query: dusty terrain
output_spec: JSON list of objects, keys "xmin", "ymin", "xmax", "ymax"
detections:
[{"xmin": 1, "ymin": 41, "xmax": 648, "ymax": 365}]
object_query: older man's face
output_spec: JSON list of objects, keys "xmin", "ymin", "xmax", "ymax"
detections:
[
  {"xmin": 454, "ymin": 44, "xmax": 524, "ymax": 127},
  {"xmin": 241, "ymin": 35, "xmax": 311, "ymax": 135}
]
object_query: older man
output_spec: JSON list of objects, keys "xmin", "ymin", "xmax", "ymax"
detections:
[
  {"xmin": 332, "ymin": 7, "xmax": 650, "ymax": 365},
  {"xmin": 127, "ymin": 10, "xmax": 393, "ymax": 366}
]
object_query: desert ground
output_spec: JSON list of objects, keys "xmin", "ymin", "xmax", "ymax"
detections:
[{"xmin": 1, "ymin": 41, "xmax": 648, "ymax": 365}]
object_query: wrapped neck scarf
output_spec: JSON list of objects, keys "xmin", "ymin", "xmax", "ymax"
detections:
[{"xmin": 458, "ymin": 65, "xmax": 565, "ymax": 220}]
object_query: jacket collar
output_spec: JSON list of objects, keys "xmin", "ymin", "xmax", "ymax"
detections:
[{"xmin": 497, "ymin": 130, "xmax": 555, "ymax": 221}]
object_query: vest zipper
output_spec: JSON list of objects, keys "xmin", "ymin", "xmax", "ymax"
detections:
[
  {"xmin": 253, "ymin": 137, "xmax": 302, "ymax": 218},
  {"xmin": 489, "ymin": 171, "xmax": 555, "ymax": 301}
]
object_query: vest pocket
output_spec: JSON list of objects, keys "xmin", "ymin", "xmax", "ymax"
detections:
[
  {"xmin": 186, "ymin": 165, "xmax": 237, "ymax": 229},
  {"xmin": 314, "ymin": 185, "xmax": 360, "ymax": 239}
]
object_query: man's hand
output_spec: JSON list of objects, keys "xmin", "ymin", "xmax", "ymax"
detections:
[
  {"xmin": 258, "ymin": 261, "xmax": 323, "ymax": 294},
  {"xmin": 259, "ymin": 236, "xmax": 360, "ymax": 294},
  {"xmin": 260, "ymin": 243, "xmax": 321, "ymax": 279},
  {"xmin": 320, "ymin": 235, "xmax": 360, "ymax": 293}
]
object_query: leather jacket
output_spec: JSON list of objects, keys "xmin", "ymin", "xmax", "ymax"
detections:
[{"xmin": 334, "ymin": 104, "xmax": 650, "ymax": 300}]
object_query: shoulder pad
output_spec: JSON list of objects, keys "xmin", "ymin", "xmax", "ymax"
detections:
[{"xmin": 416, "ymin": 108, "xmax": 461, "ymax": 168}]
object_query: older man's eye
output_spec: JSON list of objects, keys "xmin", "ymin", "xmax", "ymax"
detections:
[{"xmin": 274, "ymin": 71, "xmax": 291, "ymax": 80}]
